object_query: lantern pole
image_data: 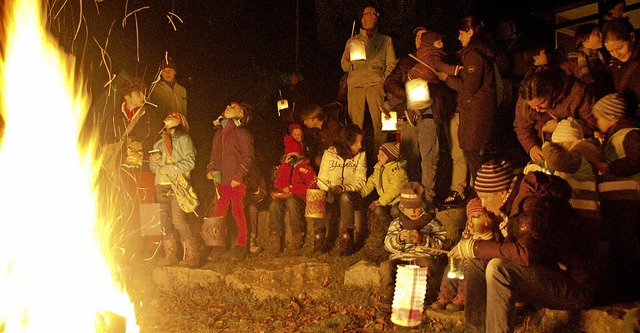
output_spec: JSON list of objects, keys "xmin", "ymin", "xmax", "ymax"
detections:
[{"xmin": 295, "ymin": 0, "xmax": 300, "ymax": 71}]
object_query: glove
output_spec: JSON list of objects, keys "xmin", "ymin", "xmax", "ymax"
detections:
[
  {"xmin": 399, "ymin": 229, "xmax": 411, "ymax": 242},
  {"xmin": 409, "ymin": 230, "xmax": 423, "ymax": 244},
  {"xmin": 451, "ymin": 239, "xmax": 476, "ymax": 259},
  {"xmin": 368, "ymin": 200, "xmax": 380, "ymax": 210},
  {"xmin": 149, "ymin": 152, "xmax": 161, "ymax": 164}
]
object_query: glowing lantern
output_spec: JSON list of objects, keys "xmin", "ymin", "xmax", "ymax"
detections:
[
  {"xmin": 304, "ymin": 189, "xmax": 326, "ymax": 218},
  {"xmin": 447, "ymin": 256, "xmax": 465, "ymax": 280},
  {"xmin": 406, "ymin": 78, "xmax": 432, "ymax": 111},
  {"xmin": 277, "ymin": 99, "xmax": 289, "ymax": 116},
  {"xmin": 391, "ymin": 264, "xmax": 428, "ymax": 327},
  {"xmin": 381, "ymin": 111, "xmax": 397, "ymax": 132},
  {"xmin": 349, "ymin": 36, "xmax": 366, "ymax": 61}
]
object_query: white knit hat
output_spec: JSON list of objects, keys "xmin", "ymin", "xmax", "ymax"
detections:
[
  {"xmin": 551, "ymin": 117, "xmax": 584, "ymax": 143},
  {"xmin": 592, "ymin": 93, "xmax": 628, "ymax": 121}
]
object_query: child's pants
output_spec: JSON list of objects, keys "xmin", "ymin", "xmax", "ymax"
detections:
[{"xmin": 215, "ymin": 184, "xmax": 248, "ymax": 247}]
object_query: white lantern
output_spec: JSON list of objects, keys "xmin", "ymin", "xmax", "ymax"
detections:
[
  {"xmin": 277, "ymin": 99, "xmax": 289, "ymax": 116},
  {"xmin": 381, "ymin": 111, "xmax": 397, "ymax": 132},
  {"xmin": 391, "ymin": 264, "xmax": 428, "ymax": 327},
  {"xmin": 406, "ymin": 78, "xmax": 432, "ymax": 111},
  {"xmin": 349, "ymin": 36, "xmax": 366, "ymax": 61}
]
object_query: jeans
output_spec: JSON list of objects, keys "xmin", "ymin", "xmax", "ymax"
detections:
[
  {"xmin": 465, "ymin": 258, "xmax": 593, "ymax": 333},
  {"xmin": 401, "ymin": 117, "xmax": 439, "ymax": 201},
  {"xmin": 269, "ymin": 195, "xmax": 306, "ymax": 234},
  {"xmin": 156, "ymin": 184, "xmax": 194, "ymax": 241},
  {"xmin": 449, "ymin": 113, "xmax": 468, "ymax": 195},
  {"xmin": 313, "ymin": 191, "xmax": 360, "ymax": 231}
]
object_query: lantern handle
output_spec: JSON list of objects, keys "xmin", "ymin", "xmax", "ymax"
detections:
[
  {"xmin": 408, "ymin": 53, "xmax": 436, "ymax": 74},
  {"xmin": 351, "ymin": 20, "xmax": 355, "ymax": 38},
  {"xmin": 279, "ymin": 89, "xmax": 283, "ymax": 99}
]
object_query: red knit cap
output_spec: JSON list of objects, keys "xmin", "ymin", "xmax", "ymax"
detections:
[
  {"xmin": 466, "ymin": 197, "xmax": 486, "ymax": 218},
  {"xmin": 284, "ymin": 134, "xmax": 303, "ymax": 155}
]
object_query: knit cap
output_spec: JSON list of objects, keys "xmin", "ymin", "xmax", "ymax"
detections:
[
  {"xmin": 400, "ymin": 182, "xmax": 425, "ymax": 208},
  {"xmin": 466, "ymin": 197, "xmax": 486, "ymax": 218},
  {"xmin": 283, "ymin": 135, "xmax": 303, "ymax": 155},
  {"xmin": 592, "ymin": 93, "xmax": 627, "ymax": 121},
  {"xmin": 420, "ymin": 30, "xmax": 444, "ymax": 48},
  {"xmin": 379, "ymin": 142, "xmax": 400, "ymax": 162},
  {"xmin": 474, "ymin": 160, "xmax": 514, "ymax": 193},
  {"xmin": 289, "ymin": 123, "xmax": 302, "ymax": 135},
  {"xmin": 551, "ymin": 117, "xmax": 584, "ymax": 143}
]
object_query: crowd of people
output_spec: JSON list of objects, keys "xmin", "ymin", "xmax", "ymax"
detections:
[{"xmin": 97, "ymin": 1, "xmax": 640, "ymax": 331}]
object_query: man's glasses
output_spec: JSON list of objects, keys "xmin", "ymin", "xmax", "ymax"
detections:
[{"xmin": 363, "ymin": 11, "xmax": 379, "ymax": 17}]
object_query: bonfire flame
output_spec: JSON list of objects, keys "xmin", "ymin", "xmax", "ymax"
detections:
[{"xmin": 0, "ymin": 0, "xmax": 138, "ymax": 332}]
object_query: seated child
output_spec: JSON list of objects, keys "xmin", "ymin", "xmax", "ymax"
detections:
[
  {"xmin": 378, "ymin": 182, "xmax": 446, "ymax": 312},
  {"xmin": 431, "ymin": 198, "xmax": 495, "ymax": 311},
  {"xmin": 361, "ymin": 142, "xmax": 408, "ymax": 223},
  {"xmin": 269, "ymin": 130, "xmax": 317, "ymax": 254}
]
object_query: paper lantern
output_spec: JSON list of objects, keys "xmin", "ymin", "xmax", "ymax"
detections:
[
  {"xmin": 277, "ymin": 99, "xmax": 289, "ymax": 117},
  {"xmin": 406, "ymin": 78, "xmax": 432, "ymax": 111},
  {"xmin": 381, "ymin": 111, "xmax": 397, "ymax": 132},
  {"xmin": 447, "ymin": 257, "xmax": 465, "ymax": 280},
  {"xmin": 304, "ymin": 189, "xmax": 326, "ymax": 218},
  {"xmin": 391, "ymin": 264, "xmax": 428, "ymax": 327},
  {"xmin": 349, "ymin": 37, "xmax": 366, "ymax": 61}
]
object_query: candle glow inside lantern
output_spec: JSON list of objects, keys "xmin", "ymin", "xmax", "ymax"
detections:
[
  {"xmin": 447, "ymin": 256, "xmax": 465, "ymax": 280},
  {"xmin": 277, "ymin": 99, "xmax": 289, "ymax": 116},
  {"xmin": 349, "ymin": 37, "xmax": 366, "ymax": 61},
  {"xmin": 381, "ymin": 111, "xmax": 397, "ymax": 132},
  {"xmin": 406, "ymin": 78, "xmax": 432, "ymax": 111},
  {"xmin": 391, "ymin": 264, "xmax": 428, "ymax": 327}
]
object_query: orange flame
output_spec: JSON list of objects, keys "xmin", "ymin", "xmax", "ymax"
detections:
[{"xmin": 0, "ymin": 0, "xmax": 138, "ymax": 332}]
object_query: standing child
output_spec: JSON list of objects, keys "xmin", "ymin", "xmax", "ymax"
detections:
[
  {"xmin": 378, "ymin": 182, "xmax": 446, "ymax": 313},
  {"xmin": 269, "ymin": 130, "xmax": 317, "ymax": 254},
  {"xmin": 431, "ymin": 198, "xmax": 495, "ymax": 311},
  {"xmin": 206, "ymin": 101, "xmax": 255, "ymax": 261},
  {"xmin": 149, "ymin": 112, "xmax": 199, "ymax": 268},
  {"xmin": 361, "ymin": 142, "xmax": 408, "ymax": 223}
]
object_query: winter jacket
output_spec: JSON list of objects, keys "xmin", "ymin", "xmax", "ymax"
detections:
[
  {"xmin": 341, "ymin": 29, "xmax": 397, "ymax": 88},
  {"xmin": 560, "ymin": 50, "xmax": 614, "ymax": 100},
  {"xmin": 274, "ymin": 159, "xmax": 317, "ymax": 201},
  {"xmin": 599, "ymin": 118, "xmax": 640, "ymax": 201},
  {"xmin": 207, "ymin": 120, "xmax": 254, "ymax": 185},
  {"xmin": 607, "ymin": 40, "xmax": 640, "ymax": 117},
  {"xmin": 317, "ymin": 147, "xmax": 366, "ymax": 193},
  {"xmin": 361, "ymin": 160, "xmax": 408, "ymax": 206},
  {"xmin": 409, "ymin": 42, "xmax": 459, "ymax": 84},
  {"xmin": 444, "ymin": 44, "xmax": 497, "ymax": 151},
  {"xmin": 149, "ymin": 80, "xmax": 188, "ymax": 117},
  {"xmin": 543, "ymin": 139, "xmax": 603, "ymax": 219},
  {"xmin": 514, "ymin": 78, "xmax": 597, "ymax": 154},
  {"xmin": 149, "ymin": 132, "xmax": 196, "ymax": 185},
  {"xmin": 384, "ymin": 55, "xmax": 415, "ymax": 103},
  {"xmin": 473, "ymin": 172, "xmax": 599, "ymax": 294},
  {"xmin": 384, "ymin": 216, "xmax": 446, "ymax": 261}
]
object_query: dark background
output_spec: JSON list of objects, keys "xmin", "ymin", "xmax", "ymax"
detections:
[{"xmin": 47, "ymin": 0, "xmax": 564, "ymax": 199}]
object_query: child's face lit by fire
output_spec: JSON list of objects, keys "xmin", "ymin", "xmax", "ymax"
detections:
[
  {"xmin": 400, "ymin": 204, "xmax": 424, "ymax": 220},
  {"xmin": 291, "ymin": 128, "xmax": 303, "ymax": 142}
]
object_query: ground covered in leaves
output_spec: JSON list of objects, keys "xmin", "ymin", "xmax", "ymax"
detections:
[{"xmin": 125, "ymin": 238, "xmax": 463, "ymax": 333}]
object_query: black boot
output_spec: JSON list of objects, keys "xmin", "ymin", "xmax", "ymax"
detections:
[
  {"xmin": 338, "ymin": 228, "xmax": 354, "ymax": 256},
  {"xmin": 313, "ymin": 229, "xmax": 326, "ymax": 254}
]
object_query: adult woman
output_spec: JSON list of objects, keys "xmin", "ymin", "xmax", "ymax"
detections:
[
  {"xmin": 437, "ymin": 16, "xmax": 497, "ymax": 202},
  {"xmin": 603, "ymin": 17, "xmax": 640, "ymax": 117},
  {"xmin": 315, "ymin": 124, "xmax": 367, "ymax": 255}
]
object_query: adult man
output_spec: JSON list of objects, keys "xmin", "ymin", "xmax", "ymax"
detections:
[
  {"xmin": 450, "ymin": 159, "xmax": 598, "ymax": 332},
  {"xmin": 149, "ymin": 59, "xmax": 188, "ymax": 118},
  {"xmin": 340, "ymin": 5, "xmax": 396, "ymax": 152}
]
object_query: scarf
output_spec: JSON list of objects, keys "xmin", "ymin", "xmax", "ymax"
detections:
[
  {"xmin": 122, "ymin": 103, "xmax": 141, "ymax": 123},
  {"xmin": 577, "ymin": 48, "xmax": 600, "ymax": 84},
  {"xmin": 163, "ymin": 129, "xmax": 173, "ymax": 156},
  {"xmin": 399, "ymin": 210, "xmax": 434, "ymax": 231}
]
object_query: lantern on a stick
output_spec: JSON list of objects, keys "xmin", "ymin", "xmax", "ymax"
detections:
[
  {"xmin": 391, "ymin": 264, "xmax": 428, "ymax": 327},
  {"xmin": 406, "ymin": 78, "xmax": 432, "ymax": 111},
  {"xmin": 277, "ymin": 89, "xmax": 289, "ymax": 117},
  {"xmin": 348, "ymin": 20, "xmax": 366, "ymax": 61},
  {"xmin": 381, "ymin": 111, "xmax": 397, "ymax": 132}
]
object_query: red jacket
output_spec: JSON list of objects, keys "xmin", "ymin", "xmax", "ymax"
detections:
[
  {"xmin": 274, "ymin": 159, "xmax": 317, "ymax": 200},
  {"xmin": 207, "ymin": 120, "xmax": 254, "ymax": 185}
]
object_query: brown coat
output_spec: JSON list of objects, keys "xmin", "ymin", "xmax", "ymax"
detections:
[
  {"xmin": 514, "ymin": 78, "xmax": 597, "ymax": 154},
  {"xmin": 445, "ymin": 45, "xmax": 497, "ymax": 151}
]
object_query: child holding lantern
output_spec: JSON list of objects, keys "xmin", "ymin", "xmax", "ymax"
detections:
[
  {"xmin": 378, "ymin": 182, "xmax": 446, "ymax": 313},
  {"xmin": 430, "ymin": 198, "xmax": 496, "ymax": 311}
]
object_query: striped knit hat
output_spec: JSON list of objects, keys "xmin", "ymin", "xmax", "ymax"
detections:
[
  {"xmin": 551, "ymin": 117, "xmax": 584, "ymax": 143},
  {"xmin": 474, "ymin": 160, "xmax": 514, "ymax": 193},
  {"xmin": 380, "ymin": 142, "xmax": 400, "ymax": 162},
  {"xmin": 592, "ymin": 93, "xmax": 627, "ymax": 121},
  {"xmin": 466, "ymin": 197, "xmax": 486, "ymax": 218}
]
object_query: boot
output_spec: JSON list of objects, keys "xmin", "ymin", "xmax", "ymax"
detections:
[
  {"xmin": 290, "ymin": 231, "xmax": 305, "ymax": 251},
  {"xmin": 338, "ymin": 228, "xmax": 354, "ymax": 256},
  {"xmin": 313, "ymin": 229, "xmax": 326, "ymax": 254},
  {"xmin": 249, "ymin": 234, "xmax": 263, "ymax": 254},
  {"xmin": 178, "ymin": 238, "xmax": 200, "ymax": 268},
  {"xmin": 269, "ymin": 232, "xmax": 282, "ymax": 254},
  {"xmin": 157, "ymin": 239, "xmax": 179, "ymax": 267},
  {"xmin": 206, "ymin": 246, "xmax": 226, "ymax": 262},
  {"xmin": 231, "ymin": 245, "xmax": 248, "ymax": 260}
]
